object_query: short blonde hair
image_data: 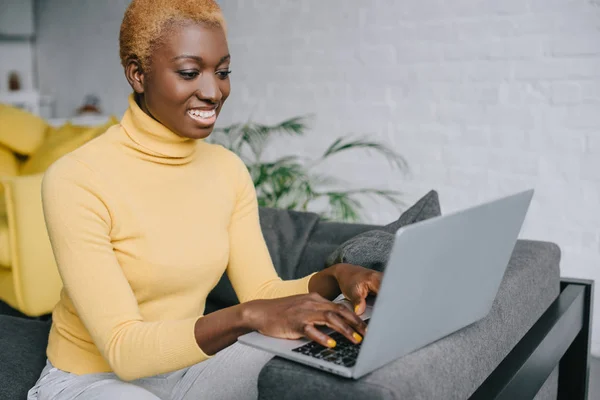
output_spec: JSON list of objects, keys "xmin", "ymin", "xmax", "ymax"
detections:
[{"xmin": 119, "ymin": 0, "xmax": 226, "ymax": 69}]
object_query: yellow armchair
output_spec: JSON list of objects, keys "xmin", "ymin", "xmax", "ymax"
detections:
[
  {"xmin": 0, "ymin": 173, "xmax": 61, "ymax": 316},
  {"xmin": 0, "ymin": 104, "xmax": 117, "ymax": 316}
]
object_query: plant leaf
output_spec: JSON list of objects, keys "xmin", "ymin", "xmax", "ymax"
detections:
[
  {"xmin": 307, "ymin": 172, "xmax": 343, "ymax": 189},
  {"xmin": 210, "ymin": 123, "xmax": 244, "ymax": 151},
  {"xmin": 322, "ymin": 191, "xmax": 363, "ymax": 222},
  {"xmin": 320, "ymin": 136, "xmax": 409, "ymax": 171},
  {"xmin": 251, "ymin": 158, "xmax": 308, "ymax": 208},
  {"xmin": 273, "ymin": 115, "xmax": 312, "ymax": 135},
  {"xmin": 237, "ymin": 116, "xmax": 311, "ymax": 161}
]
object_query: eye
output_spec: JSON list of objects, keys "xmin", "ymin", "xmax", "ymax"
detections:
[
  {"xmin": 216, "ymin": 69, "xmax": 232, "ymax": 80},
  {"xmin": 177, "ymin": 70, "xmax": 199, "ymax": 80}
]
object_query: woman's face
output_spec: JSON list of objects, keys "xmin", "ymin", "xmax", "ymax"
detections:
[{"xmin": 127, "ymin": 22, "xmax": 231, "ymax": 139}]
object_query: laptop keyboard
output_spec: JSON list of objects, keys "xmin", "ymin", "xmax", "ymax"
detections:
[{"xmin": 291, "ymin": 319, "xmax": 370, "ymax": 368}]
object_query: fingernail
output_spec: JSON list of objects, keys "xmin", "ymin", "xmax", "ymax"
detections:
[
  {"xmin": 352, "ymin": 332, "xmax": 363, "ymax": 343},
  {"xmin": 354, "ymin": 305, "xmax": 360, "ymax": 314},
  {"xmin": 327, "ymin": 339, "xmax": 337, "ymax": 348}
]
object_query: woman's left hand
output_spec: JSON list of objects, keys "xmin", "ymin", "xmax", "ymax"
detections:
[{"xmin": 333, "ymin": 263, "xmax": 382, "ymax": 315}]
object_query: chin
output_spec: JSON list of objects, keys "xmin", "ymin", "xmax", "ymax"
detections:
[
  {"xmin": 190, "ymin": 127, "xmax": 214, "ymax": 140},
  {"xmin": 175, "ymin": 124, "xmax": 214, "ymax": 140}
]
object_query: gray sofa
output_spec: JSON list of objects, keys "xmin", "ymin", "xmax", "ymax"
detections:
[{"xmin": 0, "ymin": 204, "xmax": 592, "ymax": 400}]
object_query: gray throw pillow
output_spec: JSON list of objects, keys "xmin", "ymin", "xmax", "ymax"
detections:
[{"xmin": 325, "ymin": 190, "xmax": 441, "ymax": 272}]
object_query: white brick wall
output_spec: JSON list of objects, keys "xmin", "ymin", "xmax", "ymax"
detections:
[
  {"xmin": 217, "ymin": 0, "xmax": 600, "ymax": 355},
  {"xmin": 34, "ymin": 0, "xmax": 600, "ymax": 355}
]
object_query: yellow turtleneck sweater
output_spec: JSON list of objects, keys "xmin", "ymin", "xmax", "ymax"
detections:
[{"xmin": 42, "ymin": 95, "xmax": 313, "ymax": 381}]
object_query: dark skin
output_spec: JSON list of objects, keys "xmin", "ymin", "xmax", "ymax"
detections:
[{"xmin": 124, "ymin": 21, "xmax": 382, "ymax": 353}]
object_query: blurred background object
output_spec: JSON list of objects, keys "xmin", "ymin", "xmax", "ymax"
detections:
[
  {"xmin": 8, "ymin": 71, "xmax": 20, "ymax": 91},
  {"xmin": 75, "ymin": 94, "xmax": 102, "ymax": 116}
]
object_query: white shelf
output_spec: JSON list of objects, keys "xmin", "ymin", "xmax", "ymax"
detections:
[
  {"xmin": 47, "ymin": 115, "xmax": 113, "ymax": 128},
  {"xmin": 0, "ymin": 90, "xmax": 54, "ymax": 119}
]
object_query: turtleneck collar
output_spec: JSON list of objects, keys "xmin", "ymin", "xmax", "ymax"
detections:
[{"xmin": 120, "ymin": 94, "xmax": 197, "ymax": 164}]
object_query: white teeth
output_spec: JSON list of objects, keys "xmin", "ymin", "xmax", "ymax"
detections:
[{"xmin": 188, "ymin": 109, "xmax": 215, "ymax": 119}]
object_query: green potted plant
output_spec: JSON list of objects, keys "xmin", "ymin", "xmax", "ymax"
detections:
[{"xmin": 209, "ymin": 115, "xmax": 408, "ymax": 222}]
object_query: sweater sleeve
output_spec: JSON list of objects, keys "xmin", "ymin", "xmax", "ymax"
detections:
[
  {"xmin": 41, "ymin": 157, "xmax": 210, "ymax": 381},
  {"xmin": 225, "ymin": 154, "xmax": 315, "ymax": 303}
]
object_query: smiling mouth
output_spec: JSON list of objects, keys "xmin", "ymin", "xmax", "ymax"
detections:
[
  {"xmin": 187, "ymin": 108, "xmax": 218, "ymax": 127},
  {"xmin": 187, "ymin": 109, "xmax": 216, "ymax": 120}
]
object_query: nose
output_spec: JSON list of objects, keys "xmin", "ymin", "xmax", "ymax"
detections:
[{"xmin": 196, "ymin": 73, "xmax": 222, "ymax": 104}]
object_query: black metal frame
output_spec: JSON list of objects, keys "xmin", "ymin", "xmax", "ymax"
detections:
[{"xmin": 470, "ymin": 278, "xmax": 594, "ymax": 400}]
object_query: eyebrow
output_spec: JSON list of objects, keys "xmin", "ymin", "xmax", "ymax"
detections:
[{"xmin": 171, "ymin": 54, "xmax": 231, "ymax": 64}]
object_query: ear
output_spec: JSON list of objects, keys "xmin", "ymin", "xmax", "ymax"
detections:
[{"xmin": 125, "ymin": 58, "xmax": 145, "ymax": 94}]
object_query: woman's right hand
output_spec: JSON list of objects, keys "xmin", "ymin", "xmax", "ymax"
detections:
[{"xmin": 242, "ymin": 293, "xmax": 367, "ymax": 348}]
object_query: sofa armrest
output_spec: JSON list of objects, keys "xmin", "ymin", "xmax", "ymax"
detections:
[
  {"xmin": 258, "ymin": 240, "xmax": 561, "ymax": 400},
  {"xmin": 0, "ymin": 174, "xmax": 61, "ymax": 316}
]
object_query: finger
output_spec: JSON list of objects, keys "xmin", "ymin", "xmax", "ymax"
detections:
[
  {"xmin": 309, "ymin": 299, "xmax": 367, "ymax": 335},
  {"xmin": 347, "ymin": 284, "xmax": 368, "ymax": 315},
  {"xmin": 367, "ymin": 271, "xmax": 382, "ymax": 294},
  {"xmin": 341, "ymin": 281, "xmax": 366, "ymax": 313},
  {"xmin": 319, "ymin": 311, "xmax": 363, "ymax": 345},
  {"xmin": 331, "ymin": 303, "xmax": 368, "ymax": 337},
  {"xmin": 338, "ymin": 298, "xmax": 355, "ymax": 313},
  {"xmin": 354, "ymin": 297, "xmax": 367, "ymax": 316},
  {"xmin": 303, "ymin": 324, "xmax": 337, "ymax": 348}
]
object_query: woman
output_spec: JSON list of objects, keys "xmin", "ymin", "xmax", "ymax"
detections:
[{"xmin": 28, "ymin": 0, "xmax": 381, "ymax": 399}]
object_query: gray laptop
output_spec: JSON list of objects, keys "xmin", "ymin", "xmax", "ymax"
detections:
[{"xmin": 238, "ymin": 189, "xmax": 534, "ymax": 379}]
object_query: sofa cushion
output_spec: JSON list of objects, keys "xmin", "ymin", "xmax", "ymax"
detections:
[
  {"xmin": 0, "ymin": 315, "xmax": 51, "ymax": 400},
  {"xmin": 20, "ymin": 116, "xmax": 119, "ymax": 175},
  {"xmin": 0, "ymin": 214, "xmax": 10, "ymax": 268},
  {"xmin": 0, "ymin": 144, "xmax": 20, "ymax": 221},
  {"xmin": 382, "ymin": 189, "xmax": 441, "ymax": 231},
  {"xmin": 258, "ymin": 240, "xmax": 561, "ymax": 400},
  {"xmin": 0, "ymin": 144, "xmax": 19, "ymax": 177},
  {"xmin": 0, "ymin": 105, "xmax": 48, "ymax": 156},
  {"xmin": 294, "ymin": 221, "xmax": 379, "ymax": 279},
  {"xmin": 325, "ymin": 190, "xmax": 441, "ymax": 271}
]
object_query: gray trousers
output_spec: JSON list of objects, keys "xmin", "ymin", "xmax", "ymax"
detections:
[{"xmin": 27, "ymin": 343, "xmax": 273, "ymax": 400}]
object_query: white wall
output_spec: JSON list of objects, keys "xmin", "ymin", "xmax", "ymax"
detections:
[
  {"xmin": 0, "ymin": 0, "xmax": 36, "ymax": 92},
  {"xmin": 0, "ymin": 41, "xmax": 35, "ymax": 91},
  {"xmin": 34, "ymin": 0, "xmax": 600, "ymax": 354},
  {"xmin": 0, "ymin": 0, "xmax": 34, "ymax": 37},
  {"xmin": 35, "ymin": 0, "xmax": 131, "ymax": 117}
]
